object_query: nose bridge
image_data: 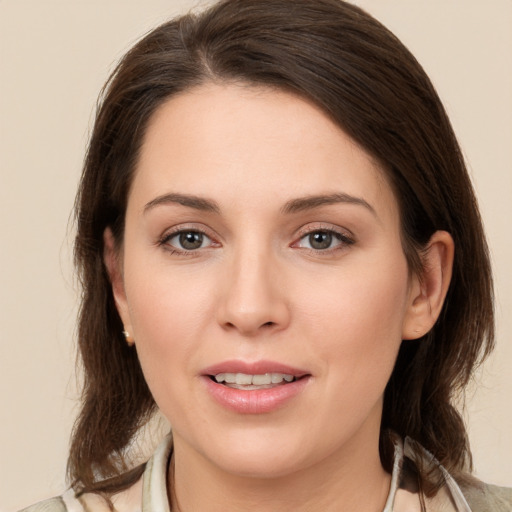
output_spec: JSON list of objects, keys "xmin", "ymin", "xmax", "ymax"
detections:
[{"xmin": 217, "ymin": 239, "xmax": 289, "ymax": 335}]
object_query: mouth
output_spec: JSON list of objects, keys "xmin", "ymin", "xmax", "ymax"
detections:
[
  {"xmin": 201, "ymin": 360, "xmax": 311, "ymax": 413},
  {"xmin": 209, "ymin": 372, "xmax": 303, "ymax": 390}
]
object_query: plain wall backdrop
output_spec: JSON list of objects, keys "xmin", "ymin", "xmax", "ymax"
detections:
[{"xmin": 1, "ymin": 1, "xmax": 511, "ymax": 510}]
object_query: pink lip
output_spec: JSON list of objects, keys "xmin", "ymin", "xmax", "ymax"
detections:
[
  {"xmin": 201, "ymin": 360, "xmax": 311, "ymax": 414},
  {"xmin": 202, "ymin": 359, "xmax": 309, "ymax": 377}
]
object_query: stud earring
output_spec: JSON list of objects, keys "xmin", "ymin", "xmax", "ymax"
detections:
[{"xmin": 123, "ymin": 330, "xmax": 135, "ymax": 346}]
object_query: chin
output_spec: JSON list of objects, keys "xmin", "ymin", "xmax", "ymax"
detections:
[
  {"xmin": 212, "ymin": 450, "xmax": 306, "ymax": 480},
  {"xmin": 195, "ymin": 424, "xmax": 324, "ymax": 480}
]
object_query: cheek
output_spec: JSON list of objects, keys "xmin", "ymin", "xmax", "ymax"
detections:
[
  {"xmin": 290, "ymin": 261, "xmax": 409, "ymax": 446},
  {"xmin": 297, "ymin": 254, "xmax": 410, "ymax": 382},
  {"xmin": 126, "ymin": 251, "xmax": 215, "ymax": 331},
  {"xmin": 123, "ymin": 260, "xmax": 216, "ymax": 395}
]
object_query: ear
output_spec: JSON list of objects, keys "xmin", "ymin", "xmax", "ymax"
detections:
[
  {"xmin": 103, "ymin": 228, "xmax": 132, "ymax": 335},
  {"xmin": 402, "ymin": 231, "xmax": 454, "ymax": 340}
]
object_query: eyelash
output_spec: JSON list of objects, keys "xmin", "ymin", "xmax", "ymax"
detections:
[
  {"xmin": 158, "ymin": 227, "xmax": 217, "ymax": 256},
  {"xmin": 292, "ymin": 225, "xmax": 355, "ymax": 254},
  {"xmin": 157, "ymin": 225, "xmax": 355, "ymax": 256}
]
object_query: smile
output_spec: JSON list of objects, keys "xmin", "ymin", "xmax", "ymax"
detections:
[
  {"xmin": 201, "ymin": 361, "xmax": 311, "ymax": 414},
  {"xmin": 213, "ymin": 372, "xmax": 296, "ymax": 389}
]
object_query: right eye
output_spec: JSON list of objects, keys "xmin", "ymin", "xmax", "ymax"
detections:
[{"xmin": 163, "ymin": 230, "xmax": 213, "ymax": 251}]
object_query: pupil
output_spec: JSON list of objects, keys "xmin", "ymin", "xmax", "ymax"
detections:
[
  {"xmin": 179, "ymin": 232, "xmax": 203, "ymax": 250},
  {"xmin": 310, "ymin": 231, "xmax": 332, "ymax": 250}
]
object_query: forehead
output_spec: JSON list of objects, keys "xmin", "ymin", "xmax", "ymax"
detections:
[{"xmin": 131, "ymin": 82, "xmax": 396, "ymax": 220}]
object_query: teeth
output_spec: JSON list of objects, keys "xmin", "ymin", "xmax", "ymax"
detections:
[
  {"xmin": 214, "ymin": 372, "xmax": 295, "ymax": 386},
  {"xmin": 271, "ymin": 373, "xmax": 283, "ymax": 383},
  {"xmin": 252, "ymin": 374, "xmax": 272, "ymax": 385},
  {"xmin": 237, "ymin": 373, "xmax": 253, "ymax": 385}
]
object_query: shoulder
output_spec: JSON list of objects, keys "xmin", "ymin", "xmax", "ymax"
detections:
[
  {"xmin": 398, "ymin": 435, "xmax": 512, "ymax": 512},
  {"xmin": 18, "ymin": 496, "xmax": 68, "ymax": 512},
  {"xmin": 17, "ymin": 434, "xmax": 172, "ymax": 512},
  {"xmin": 18, "ymin": 474, "xmax": 143, "ymax": 512},
  {"xmin": 460, "ymin": 481, "xmax": 512, "ymax": 512}
]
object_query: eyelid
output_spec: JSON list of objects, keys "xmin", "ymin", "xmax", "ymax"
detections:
[
  {"xmin": 158, "ymin": 224, "xmax": 221, "ymax": 253},
  {"xmin": 291, "ymin": 223, "xmax": 355, "ymax": 251},
  {"xmin": 295, "ymin": 222, "xmax": 355, "ymax": 240}
]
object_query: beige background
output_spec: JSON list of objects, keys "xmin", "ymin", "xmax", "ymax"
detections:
[{"xmin": 1, "ymin": 0, "xmax": 511, "ymax": 510}]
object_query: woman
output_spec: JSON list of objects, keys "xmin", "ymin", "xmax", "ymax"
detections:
[{"xmin": 20, "ymin": 0, "xmax": 511, "ymax": 510}]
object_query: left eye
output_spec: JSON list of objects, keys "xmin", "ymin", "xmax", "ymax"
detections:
[
  {"xmin": 166, "ymin": 230, "xmax": 212, "ymax": 251},
  {"xmin": 296, "ymin": 230, "xmax": 349, "ymax": 250}
]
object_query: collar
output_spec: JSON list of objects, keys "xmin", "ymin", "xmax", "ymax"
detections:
[
  {"xmin": 74, "ymin": 432, "xmax": 473, "ymax": 511},
  {"xmin": 387, "ymin": 436, "xmax": 472, "ymax": 512}
]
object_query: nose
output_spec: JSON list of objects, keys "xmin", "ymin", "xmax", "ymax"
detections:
[{"xmin": 216, "ymin": 248, "xmax": 291, "ymax": 336}]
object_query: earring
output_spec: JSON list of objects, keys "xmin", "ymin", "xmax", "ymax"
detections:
[{"xmin": 123, "ymin": 330, "xmax": 135, "ymax": 346}]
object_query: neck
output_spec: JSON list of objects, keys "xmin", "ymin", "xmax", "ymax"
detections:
[{"xmin": 170, "ymin": 427, "xmax": 391, "ymax": 512}]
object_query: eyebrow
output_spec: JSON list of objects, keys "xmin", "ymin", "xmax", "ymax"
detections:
[
  {"xmin": 281, "ymin": 193, "xmax": 376, "ymax": 216},
  {"xmin": 144, "ymin": 193, "xmax": 221, "ymax": 214},
  {"xmin": 143, "ymin": 191, "xmax": 376, "ymax": 217}
]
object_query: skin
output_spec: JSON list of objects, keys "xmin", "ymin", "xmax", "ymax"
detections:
[{"xmin": 105, "ymin": 83, "xmax": 454, "ymax": 512}]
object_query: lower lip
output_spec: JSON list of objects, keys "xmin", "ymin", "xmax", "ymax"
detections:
[{"xmin": 202, "ymin": 376, "xmax": 311, "ymax": 414}]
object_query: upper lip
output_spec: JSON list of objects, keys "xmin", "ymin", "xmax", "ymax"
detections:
[{"xmin": 202, "ymin": 360, "xmax": 310, "ymax": 377}]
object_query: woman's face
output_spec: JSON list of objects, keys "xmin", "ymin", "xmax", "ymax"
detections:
[{"xmin": 111, "ymin": 83, "xmax": 422, "ymax": 478}]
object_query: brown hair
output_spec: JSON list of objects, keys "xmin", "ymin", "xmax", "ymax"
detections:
[{"xmin": 70, "ymin": 0, "xmax": 494, "ymax": 500}]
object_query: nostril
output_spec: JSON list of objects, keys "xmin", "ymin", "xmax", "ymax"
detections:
[{"xmin": 262, "ymin": 322, "xmax": 275, "ymax": 328}]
